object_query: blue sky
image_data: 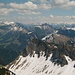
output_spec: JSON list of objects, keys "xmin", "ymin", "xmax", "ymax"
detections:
[
  {"xmin": 0, "ymin": 0, "xmax": 75, "ymax": 24},
  {"xmin": 0, "ymin": 0, "xmax": 29, "ymax": 4}
]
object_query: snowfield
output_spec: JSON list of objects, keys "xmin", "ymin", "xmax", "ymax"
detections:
[
  {"xmin": 9, "ymin": 54, "xmax": 75, "ymax": 75},
  {"xmin": 67, "ymin": 28, "xmax": 75, "ymax": 31}
]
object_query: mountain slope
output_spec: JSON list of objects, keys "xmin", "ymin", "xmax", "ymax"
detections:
[
  {"xmin": 0, "ymin": 64, "xmax": 15, "ymax": 75},
  {"xmin": 8, "ymin": 39, "xmax": 75, "ymax": 75},
  {"xmin": 0, "ymin": 22, "xmax": 55, "ymax": 65},
  {"xmin": 0, "ymin": 22, "xmax": 37, "ymax": 65},
  {"xmin": 57, "ymin": 29, "xmax": 75, "ymax": 38},
  {"xmin": 9, "ymin": 54, "xmax": 75, "ymax": 75},
  {"xmin": 34, "ymin": 23, "xmax": 55, "ymax": 39}
]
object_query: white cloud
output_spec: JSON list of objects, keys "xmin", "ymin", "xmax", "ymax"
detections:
[
  {"xmin": 30, "ymin": 15, "xmax": 75, "ymax": 24},
  {"xmin": 31, "ymin": 0, "xmax": 75, "ymax": 9},
  {"xmin": 30, "ymin": 0, "xmax": 51, "ymax": 9},
  {"xmin": 0, "ymin": 8, "xmax": 13, "ymax": 15},
  {"xmin": 1, "ymin": 15, "xmax": 75, "ymax": 24},
  {"xmin": 8, "ymin": 1, "xmax": 37, "ymax": 10},
  {"xmin": 38, "ymin": 0, "xmax": 48, "ymax": 3},
  {"xmin": 0, "ymin": 3, "xmax": 4, "ymax": 6},
  {"xmin": 38, "ymin": 4, "xmax": 51, "ymax": 9},
  {"xmin": 67, "ymin": 1, "xmax": 75, "ymax": 7},
  {"xmin": 50, "ymin": 15, "xmax": 54, "ymax": 18},
  {"xmin": 51, "ymin": 0, "xmax": 69, "ymax": 4},
  {"xmin": 8, "ymin": 1, "xmax": 46, "ymax": 15},
  {"xmin": 8, "ymin": 1, "xmax": 51, "ymax": 10},
  {"xmin": 50, "ymin": 0, "xmax": 75, "ymax": 9},
  {"xmin": 17, "ymin": 10, "xmax": 41, "ymax": 15},
  {"xmin": 31, "ymin": 0, "xmax": 48, "ymax": 3},
  {"xmin": 7, "ymin": 1, "xmax": 43, "ymax": 15},
  {"xmin": 49, "ymin": 15, "xmax": 75, "ymax": 24}
]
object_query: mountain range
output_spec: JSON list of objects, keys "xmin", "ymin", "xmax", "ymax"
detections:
[
  {"xmin": 8, "ymin": 39, "xmax": 75, "ymax": 75},
  {"xmin": 0, "ymin": 22, "xmax": 55, "ymax": 65},
  {"xmin": 0, "ymin": 21, "xmax": 75, "ymax": 75}
]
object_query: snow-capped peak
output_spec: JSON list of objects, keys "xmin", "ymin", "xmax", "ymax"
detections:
[
  {"xmin": 9, "ymin": 54, "xmax": 75, "ymax": 75},
  {"xmin": 67, "ymin": 28, "xmax": 75, "ymax": 31},
  {"xmin": 4, "ymin": 21, "xmax": 14, "ymax": 25}
]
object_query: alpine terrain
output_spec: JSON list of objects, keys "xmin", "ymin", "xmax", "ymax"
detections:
[
  {"xmin": 1, "ymin": 0, "xmax": 75, "ymax": 75},
  {"xmin": 0, "ymin": 21, "xmax": 75, "ymax": 75},
  {"xmin": 8, "ymin": 38, "xmax": 75, "ymax": 75}
]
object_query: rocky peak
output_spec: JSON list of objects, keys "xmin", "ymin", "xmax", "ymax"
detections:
[
  {"xmin": 0, "ymin": 66, "xmax": 15, "ymax": 75},
  {"xmin": 22, "ymin": 38, "xmax": 75, "ymax": 67}
]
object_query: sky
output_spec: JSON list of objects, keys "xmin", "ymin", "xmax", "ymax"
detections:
[{"xmin": 0, "ymin": 0, "xmax": 75, "ymax": 24}]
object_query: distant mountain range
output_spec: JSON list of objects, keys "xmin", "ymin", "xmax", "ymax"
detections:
[
  {"xmin": 0, "ymin": 21, "xmax": 75, "ymax": 75},
  {"xmin": 0, "ymin": 22, "xmax": 55, "ymax": 65}
]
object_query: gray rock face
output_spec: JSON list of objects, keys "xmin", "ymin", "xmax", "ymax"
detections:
[{"xmin": 22, "ymin": 39, "xmax": 75, "ymax": 66}]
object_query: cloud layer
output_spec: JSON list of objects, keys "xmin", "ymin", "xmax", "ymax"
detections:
[
  {"xmin": 50, "ymin": 0, "xmax": 75, "ymax": 9},
  {"xmin": 0, "ymin": 8, "xmax": 13, "ymax": 15},
  {"xmin": 8, "ymin": 1, "xmax": 37, "ymax": 10},
  {"xmin": 0, "ymin": 0, "xmax": 75, "ymax": 15},
  {"xmin": 0, "ymin": 3, "xmax": 4, "ymax": 6},
  {"xmin": 0, "ymin": 0, "xmax": 75, "ymax": 24}
]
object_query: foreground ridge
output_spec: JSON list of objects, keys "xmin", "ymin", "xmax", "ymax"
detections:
[{"xmin": 8, "ymin": 39, "xmax": 75, "ymax": 75}]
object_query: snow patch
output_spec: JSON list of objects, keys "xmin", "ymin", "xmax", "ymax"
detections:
[
  {"xmin": 67, "ymin": 28, "xmax": 75, "ymax": 31},
  {"xmin": 4, "ymin": 21, "xmax": 14, "ymax": 25},
  {"xmin": 28, "ymin": 32, "xmax": 32, "ymax": 34},
  {"xmin": 9, "ymin": 54, "xmax": 75, "ymax": 75}
]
